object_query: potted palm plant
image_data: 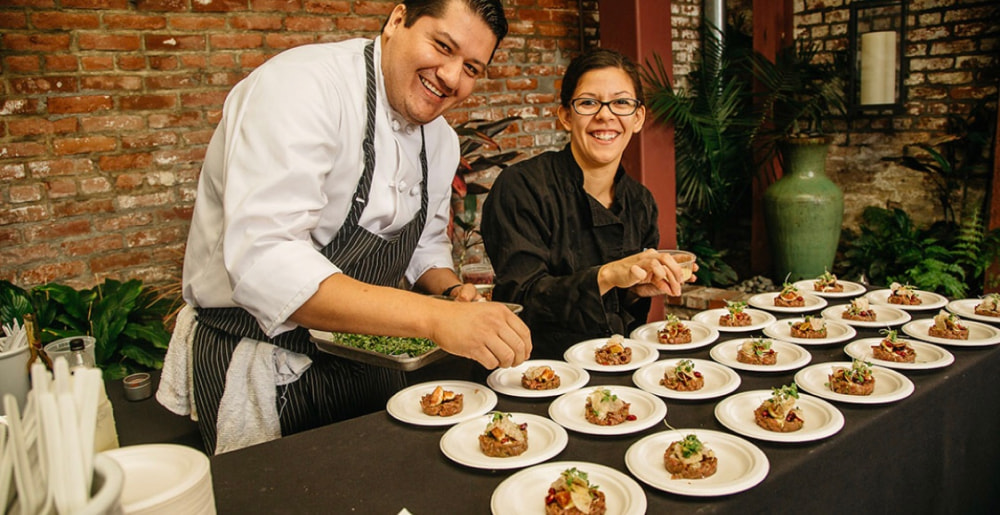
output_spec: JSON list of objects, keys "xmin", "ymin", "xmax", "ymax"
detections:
[{"xmin": 750, "ymin": 41, "xmax": 848, "ymax": 281}]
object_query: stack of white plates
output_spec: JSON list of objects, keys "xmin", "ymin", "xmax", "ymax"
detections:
[{"xmin": 101, "ymin": 444, "xmax": 215, "ymax": 514}]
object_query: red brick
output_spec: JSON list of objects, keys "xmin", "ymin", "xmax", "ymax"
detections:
[
  {"xmin": 9, "ymin": 184, "xmax": 43, "ymax": 203},
  {"xmin": 191, "ymin": 0, "xmax": 247, "ymax": 13},
  {"xmin": 0, "ymin": 243, "xmax": 61, "ymax": 268},
  {"xmin": 117, "ymin": 191, "xmax": 174, "ymax": 209},
  {"xmin": 231, "ymin": 14, "xmax": 284, "ymax": 30},
  {"xmin": 253, "ymin": 0, "xmax": 303, "ymax": 12},
  {"xmin": 206, "ymin": 71, "xmax": 244, "ymax": 87},
  {"xmin": 126, "ymin": 226, "xmax": 187, "ymax": 247},
  {"xmin": 208, "ymin": 53, "xmax": 238, "ymax": 68},
  {"xmin": 179, "ymin": 55, "xmax": 208, "ymax": 68},
  {"xmin": 78, "ymin": 33, "xmax": 141, "ymax": 51},
  {"xmin": 151, "ymin": 148, "xmax": 206, "ymax": 166},
  {"xmin": 99, "ymin": 153, "xmax": 153, "ymax": 172},
  {"xmin": 26, "ymin": 219, "xmax": 91, "ymax": 241},
  {"xmin": 182, "ymin": 129, "xmax": 214, "ymax": 145},
  {"xmin": 0, "ymin": 142, "xmax": 46, "ymax": 159},
  {"xmin": 94, "ymin": 212, "xmax": 155, "ymax": 232},
  {"xmin": 506, "ymin": 78, "xmax": 537, "ymax": 91},
  {"xmin": 0, "ymin": 12, "xmax": 29, "ymax": 29},
  {"xmin": 104, "ymin": 13, "xmax": 167, "ymax": 30},
  {"xmin": 52, "ymin": 198, "xmax": 114, "ymax": 217},
  {"xmin": 0, "ymin": 228, "xmax": 23, "ymax": 246},
  {"xmin": 46, "ymin": 178, "xmax": 78, "ymax": 198},
  {"xmin": 168, "ymin": 15, "xmax": 226, "ymax": 30},
  {"xmin": 63, "ymin": 0, "xmax": 128, "ymax": 8},
  {"xmin": 136, "ymin": 0, "xmax": 186, "ymax": 12},
  {"xmin": 63, "ymin": 234, "xmax": 125, "ymax": 257},
  {"xmin": 156, "ymin": 206, "xmax": 193, "ymax": 223},
  {"xmin": 117, "ymin": 55, "xmax": 148, "ymax": 71},
  {"xmin": 144, "ymin": 74, "xmax": 199, "ymax": 90},
  {"xmin": 148, "ymin": 111, "xmax": 203, "ymax": 128},
  {"xmin": 7, "ymin": 117, "xmax": 78, "ymax": 137},
  {"xmin": 80, "ymin": 115, "xmax": 144, "ymax": 132},
  {"xmin": 44, "ymin": 54, "xmax": 79, "ymax": 72},
  {"xmin": 0, "ymin": 205, "xmax": 49, "ymax": 225},
  {"xmin": 144, "ymin": 34, "xmax": 206, "ymax": 51},
  {"xmin": 80, "ymin": 176, "xmax": 112, "ymax": 194},
  {"xmin": 122, "ymin": 131, "xmax": 180, "ymax": 149},
  {"xmin": 180, "ymin": 91, "xmax": 226, "ymax": 107},
  {"xmin": 3, "ymin": 33, "xmax": 71, "ymax": 52},
  {"xmin": 265, "ymin": 33, "xmax": 316, "ymax": 49},
  {"xmin": 31, "ymin": 12, "xmax": 100, "ymax": 30},
  {"xmin": 81, "ymin": 75, "xmax": 144, "ymax": 91},
  {"xmin": 334, "ymin": 17, "xmax": 381, "ymax": 32},
  {"xmin": 81, "ymin": 56, "xmax": 115, "ymax": 71},
  {"xmin": 148, "ymin": 55, "xmax": 179, "ymax": 70},
  {"xmin": 285, "ymin": 16, "xmax": 334, "ymax": 31},
  {"xmin": 120, "ymin": 94, "xmax": 177, "ymax": 110},
  {"xmin": 240, "ymin": 52, "xmax": 270, "ymax": 68},
  {"xmin": 52, "ymin": 136, "xmax": 117, "ymax": 155},
  {"xmin": 28, "ymin": 158, "xmax": 94, "ymax": 177},
  {"xmin": 6, "ymin": 55, "xmax": 41, "ymax": 73},
  {"xmin": 115, "ymin": 173, "xmax": 145, "ymax": 189},
  {"xmin": 48, "ymin": 95, "xmax": 113, "ymax": 114},
  {"xmin": 22, "ymin": 261, "xmax": 88, "ymax": 286},
  {"xmin": 1, "ymin": 163, "xmax": 27, "ymax": 181},
  {"xmin": 10, "ymin": 76, "xmax": 78, "ymax": 94},
  {"xmin": 303, "ymin": 1, "xmax": 351, "ymax": 15}
]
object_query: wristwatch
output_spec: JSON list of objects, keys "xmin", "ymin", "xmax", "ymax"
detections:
[{"xmin": 442, "ymin": 284, "xmax": 463, "ymax": 297}]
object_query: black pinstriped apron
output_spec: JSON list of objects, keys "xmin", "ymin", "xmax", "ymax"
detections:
[{"xmin": 192, "ymin": 41, "xmax": 427, "ymax": 453}]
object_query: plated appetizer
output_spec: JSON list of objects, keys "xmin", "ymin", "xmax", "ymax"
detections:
[
  {"xmin": 887, "ymin": 282, "xmax": 921, "ymax": 305},
  {"xmin": 827, "ymin": 359, "xmax": 875, "ymax": 396},
  {"xmin": 842, "ymin": 297, "xmax": 877, "ymax": 322},
  {"xmin": 813, "ymin": 270, "xmax": 843, "ymax": 293},
  {"xmin": 584, "ymin": 388, "xmax": 635, "ymax": 426},
  {"xmin": 594, "ymin": 334, "xmax": 632, "ymax": 365},
  {"xmin": 419, "ymin": 385, "xmax": 464, "ymax": 417},
  {"xmin": 522, "ymin": 365, "xmax": 562, "ymax": 390},
  {"xmin": 871, "ymin": 329, "xmax": 916, "ymax": 363},
  {"xmin": 929, "ymin": 310, "xmax": 969, "ymax": 340},
  {"xmin": 974, "ymin": 293, "xmax": 1000, "ymax": 317},
  {"xmin": 774, "ymin": 282, "xmax": 805, "ymax": 308},
  {"xmin": 789, "ymin": 316, "xmax": 827, "ymax": 339},
  {"xmin": 664, "ymin": 433, "xmax": 717, "ymax": 480},
  {"xmin": 736, "ymin": 337, "xmax": 777, "ymax": 365},
  {"xmin": 719, "ymin": 300, "xmax": 752, "ymax": 327},
  {"xmin": 545, "ymin": 467, "xmax": 606, "ymax": 515},
  {"xmin": 657, "ymin": 315, "xmax": 692, "ymax": 344},
  {"xmin": 753, "ymin": 384, "xmax": 804, "ymax": 432},
  {"xmin": 659, "ymin": 359, "xmax": 704, "ymax": 391},
  {"xmin": 479, "ymin": 412, "xmax": 528, "ymax": 457}
]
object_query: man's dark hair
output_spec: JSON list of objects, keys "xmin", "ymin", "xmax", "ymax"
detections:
[
  {"xmin": 402, "ymin": 0, "xmax": 508, "ymax": 47},
  {"xmin": 560, "ymin": 48, "xmax": 645, "ymax": 107}
]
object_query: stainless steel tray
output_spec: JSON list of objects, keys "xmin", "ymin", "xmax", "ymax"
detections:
[{"xmin": 310, "ymin": 330, "xmax": 447, "ymax": 372}]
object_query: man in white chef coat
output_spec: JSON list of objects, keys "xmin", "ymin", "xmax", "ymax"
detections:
[{"xmin": 167, "ymin": 0, "xmax": 531, "ymax": 454}]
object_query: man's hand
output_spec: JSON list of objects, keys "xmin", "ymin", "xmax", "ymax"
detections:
[{"xmin": 429, "ymin": 300, "xmax": 531, "ymax": 369}]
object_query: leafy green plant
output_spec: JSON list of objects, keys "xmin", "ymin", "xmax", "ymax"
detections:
[
  {"xmin": 677, "ymin": 212, "xmax": 738, "ymax": 287},
  {"xmin": 0, "ymin": 279, "xmax": 176, "ymax": 379}
]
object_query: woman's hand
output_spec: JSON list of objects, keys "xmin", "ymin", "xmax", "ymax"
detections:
[{"xmin": 597, "ymin": 249, "xmax": 692, "ymax": 297}]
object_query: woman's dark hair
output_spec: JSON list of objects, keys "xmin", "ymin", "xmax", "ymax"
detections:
[
  {"xmin": 559, "ymin": 48, "xmax": 645, "ymax": 107},
  {"xmin": 402, "ymin": 0, "xmax": 508, "ymax": 48}
]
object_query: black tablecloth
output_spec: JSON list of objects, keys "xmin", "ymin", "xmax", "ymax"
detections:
[{"xmin": 209, "ymin": 304, "xmax": 1000, "ymax": 514}]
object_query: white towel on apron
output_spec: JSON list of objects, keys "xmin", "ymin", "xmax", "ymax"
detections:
[{"xmin": 156, "ymin": 303, "xmax": 199, "ymax": 419}]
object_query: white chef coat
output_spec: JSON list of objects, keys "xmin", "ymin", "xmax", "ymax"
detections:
[{"xmin": 182, "ymin": 37, "xmax": 459, "ymax": 337}]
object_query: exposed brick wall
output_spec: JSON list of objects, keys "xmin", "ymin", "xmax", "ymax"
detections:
[{"xmin": 0, "ymin": 0, "xmax": 597, "ymax": 289}]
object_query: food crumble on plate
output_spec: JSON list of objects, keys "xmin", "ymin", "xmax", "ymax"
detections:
[
  {"xmin": 478, "ymin": 412, "xmax": 528, "ymax": 457},
  {"xmin": 887, "ymin": 282, "xmax": 922, "ymax": 305},
  {"xmin": 660, "ymin": 359, "xmax": 704, "ymax": 391},
  {"xmin": 974, "ymin": 293, "xmax": 1000, "ymax": 317},
  {"xmin": 545, "ymin": 467, "xmax": 606, "ymax": 515},
  {"xmin": 774, "ymin": 281, "xmax": 805, "ymax": 308},
  {"xmin": 419, "ymin": 385, "xmax": 463, "ymax": 416},
  {"xmin": 594, "ymin": 334, "xmax": 632, "ymax": 365},
  {"xmin": 929, "ymin": 310, "xmax": 969, "ymax": 340},
  {"xmin": 842, "ymin": 297, "xmax": 877, "ymax": 321},
  {"xmin": 813, "ymin": 270, "xmax": 843, "ymax": 293},
  {"xmin": 737, "ymin": 337, "xmax": 777, "ymax": 365},
  {"xmin": 522, "ymin": 365, "xmax": 562, "ymax": 390},
  {"xmin": 719, "ymin": 300, "xmax": 752, "ymax": 327},
  {"xmin": 664, "ymin": 433, "xmax": 717, "ymax": 480},
  {"xmin": 584, "ymin": 388, "xmax": 636, "ymax": 426},
  {"xmin": 657, "ymin": 314, "xmax": 692, "ymax": 344},
  {"xmin": 789, "ymin": 316, "xmax": 827, "ymax": 339},
  {"xmin": 871, "ymin": 329, "xmax": 916, "ymax": 363},
  {"xmin": 754, "ymin": 383, "xmax": 804, "ymax": 432},
  {"xmin": 827, "ymin": 359, "xmax": 875, "ymax": 396}
]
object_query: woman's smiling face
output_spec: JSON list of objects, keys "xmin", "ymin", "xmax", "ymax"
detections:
[{"xmin": 558, "ymin": 66, "xmax": 646, "ymax": 173}]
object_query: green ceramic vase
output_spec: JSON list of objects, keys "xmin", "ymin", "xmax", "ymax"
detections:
[{"xmin": 763, "ymin": 137, "xmax": 844, "ymax": 281}]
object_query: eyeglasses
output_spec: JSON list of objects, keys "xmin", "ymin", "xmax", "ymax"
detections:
[{"xmin": 569, "ymin": 97, "xmax": 642, "ymax": 116}]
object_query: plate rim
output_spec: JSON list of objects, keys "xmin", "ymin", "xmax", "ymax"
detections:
[
  {"xmin": 819, "ymin": 304, "xmax": 911, "ymax": 328},
  {"xmin": 793, "ymin": 361, "xmax": 915, "ymax": 404},
  {"xmin": 947, "ymin": 298, "xmax": 1000, "ymax": 324},
  {"xmin": 762, "ymin": 318, "xmax": 857, "ymax": 345},
  {"xmin": 624, "ymin": 428, "xmax": 769, "ymax": 497},
  {"xmin": 713, "ymin": 390, "xmax": 845, "ymax": 443},
  {"xmin": 690, "ymin": 308, "xmax": 778, "ymax": 333},
  {"xmin": 563, "ymin": 337, "xmax": 660, "ymax": 372},
  {"xmin": 631, "ymin": 358, "xmax": 741, "ymax": 400},
  {"xmin": 747, "ymin": 291, "xmax": 828, "ymax": 313},
  {"xmin": 901, "ymin": 318, "xmax": 1000, "ymax": 347},
  {"xmin": 628, "ymin": 320, "xmax": 721, "ymax": 351},
  {"xmin": 490, "ymin": 460, "xmax": 647, "ymax": 515},
  {"xmin": 708, "ymin": 338, "xmax": 812, "ymax": 372},
  {"xmin": 865, "ymin": 289, "xmax": 948, "ymax": 310},
  {"xmin": 439, "ymin": 412, "xmax": 568, "ymax": 470},
  {"xmin": 843, "ymin": 337, "xmax": 954, "ymax": 370},
  {"xmin": 386, "ymin": 380, "xmax": 498, "ymax": 426},
  {"xmin": 486, "ymin": 359, "xmax": 591, "ymax": 398},
  {"xmin": 791, "ymin": 279, "xmax": 866, "ymax": 298},
  {"xmin": 547, "ymin": 385, "xmax": 668, "ymax": 435}
]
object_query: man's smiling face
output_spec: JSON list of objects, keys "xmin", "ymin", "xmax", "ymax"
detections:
[{"xmin": 381, "ymin": 1, "xmax": 497, "ymax": 125}]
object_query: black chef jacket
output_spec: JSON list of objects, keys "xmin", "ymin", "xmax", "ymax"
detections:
[{"xmin": 481, "ymin": 145, "xmax": 660, "ymax": 359}]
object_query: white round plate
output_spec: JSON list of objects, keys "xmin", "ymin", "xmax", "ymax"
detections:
[
  {"xmin": 629, "ymin": 320, "xmax": 720, "ymax": 351},
  {"xmin": 747, "ymin": 292, "xmax": 828, "ymax": 313},
  {"xmin": 439, "ymin": 413, "xmax": 568, "ymax": 470},
  {"xmin": 792, "ymin": 279, "xmax": 866, "ymax": 299},
  {"xmin": 491, "ymin": 461, "xmax": 647, "ymax": 515},
  {"xmin": 865, "ymin": 289, "xmax": 948, "ymax": 310},
  {"xmin": 901, "ymin": 318, "xmax": 1000, "ymax": 347},
  {"xmin": 947, "ymin": 298, "xmax": 1000, "ymax": 324},
  {"xmin": 820, "ymin": 303, "xmax": 911, "ymax": 328},
  {"xmin": 102, "ymin": 444, "xmax": 212, "ymax": 514},
  {"xmin": 793, "ymin": 362, "xmax": 914, "ymax": 404},
  {"xmin": 563, "ymin": 338, "xmax": 659, "ymax": 372},
  {"xmin": 625, "ymin": 429, "xmax": 769, "ymax": 497},
  {"xmin": 714, "ymin": 390, "xmax": 844, "ymax": 443},
  {"xmin": 386, "ymin": 380, "xmax": 498, "ymax": 426},
  {"xmin": 631, "ymin": 359, "xmax": 741, "ymax": 400},
  {"xmin": 709, "ymin": 338, "xmax": 812, "ymax": 373},
  {"xmin": 548, "ymin": 386, "xmax": 667, "ymax": 436},
  {"xmin": 691, "ymin": 308, "xmax": 777, "ymax": 333},
  {"xmin": 843, "ymin": 338, "xmax": 954, "ymax": 370},
  {"xmin": 486, "ymin": 360, "xmax": 590, "ymax": 398},
  {"xmin": 763, "ymin": 318, "xmax": 857, "ymax": 345}
]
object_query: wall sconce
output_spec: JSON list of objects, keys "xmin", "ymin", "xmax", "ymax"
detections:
[{"xmin": 847, "ymin": 0, "xmax": 907, "ymax": 116}]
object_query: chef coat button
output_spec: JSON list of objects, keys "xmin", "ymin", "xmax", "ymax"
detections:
[
  {"xmin": 391, "ymin": 120, "xmax": 401, "ymax": 131},
  {"xmin": 409, "ymin": 185, "xmax": 420, "ymax": 196},
  {"xmin": 397, "ymin": 180, "xmax": 407, "ymax": 192},
  {"xmin": 405, "ymin": 125, "xmax": 415, "ymax": 135}
]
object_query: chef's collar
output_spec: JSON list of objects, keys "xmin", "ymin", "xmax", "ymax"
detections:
[{"xmin": 373, "ymin": 37, "xmax": 421, "ymax": 136}]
